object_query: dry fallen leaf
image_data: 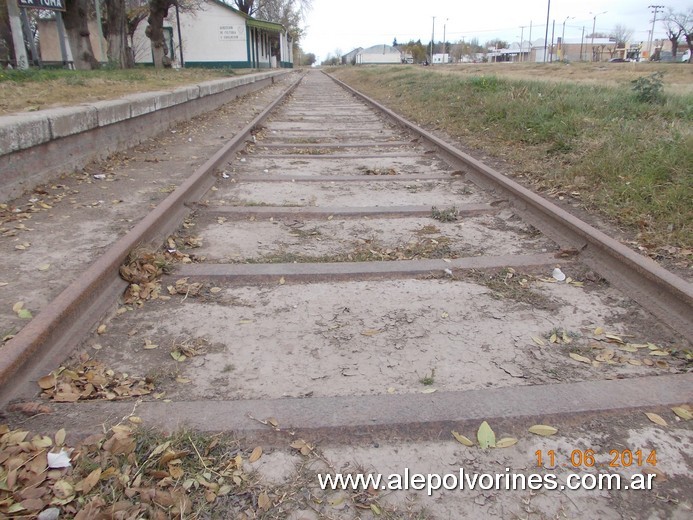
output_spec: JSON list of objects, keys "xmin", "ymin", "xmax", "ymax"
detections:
[
  {"xmin": 531, "ymin": 336, "xmax": 545, "ymax": 346},
  {"xmin": 451, "ymin": 431, "xmax": 474, "ymax": 447},
  {"xmin": 258, "ymin": 491, "xmax": 271, "ymax": 511},
  {"xmin": 249, "ymin": 446, "xmax": 263, "ymax": 463},
  {"xmin": 569, "ymin": 352, "xmax": 591, "ymax": 364},
  {"xmin": 528, "ymin": 425, "xmax": 558, "ymax": 436},
  {"xmin": 645, "ymin": 412, "xmax": 667, "ymax": 426},
  {"xmin": 495, "ymin": 437, "xmax": 519, "ymax": 448}
]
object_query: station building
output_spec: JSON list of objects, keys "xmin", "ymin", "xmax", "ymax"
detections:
[{"xmin": 132, "ymin": 0, "xmax": 293, "ymax": 69}]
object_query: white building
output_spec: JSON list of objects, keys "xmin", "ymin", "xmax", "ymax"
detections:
[
  {"xmin": 133, "ymin": 0, "xmax": 293, "ymax": 69},
  {"xmin": 355, "ymin": 44, "xmax": 403, "ymax": 65}
]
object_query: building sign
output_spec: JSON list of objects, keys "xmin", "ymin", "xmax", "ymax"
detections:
[
  {"xmin": 219, "ymin": 25, "xmax": 245, "ymax": 41},
  {"xmin": 17, "ymin": 0, "xmax": 66, "ymax": 10}
]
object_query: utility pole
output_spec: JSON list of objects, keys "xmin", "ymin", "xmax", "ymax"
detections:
[
  {"xmin": 561, "ymin": 16, "xmax": 574, "ymax": 60},
  {"xmin": 528, "ymin": 21, "xmax": 532, "ymax": 62},
  {"xmin": 543, "ymin": 0, "xmax": 551, "ymax": 62},
  {"xmin": 5, "ymin": 0, "xmax": 29, "ymax": 69},
  {"xmin": 442, "ymin": 18, "xmax": 448, "ymax": 63},
  {"xmin": 430, "ymin": 16, "xmax": 435, "ymax": 65},
  {"xmin": 519, "ymin": 26, "xmax": 526, "ymax": 62},
  {"xmin": 580, "ymin": 26, "xmax": 585, "ymax": 61},
  {"xmin": 648, "ymin": 5, "xmax": 665, "ymax": 58},
  {"xmin": 175, "ymin": 2, "xmax": 185, "ymax": 67},
  {"xmin": 590, "ymin": 11, "xmax": 607, "ymax": 61},
  {"xmin": 550, "ymin": 19, "xmax": 555, "ymax": 62}
]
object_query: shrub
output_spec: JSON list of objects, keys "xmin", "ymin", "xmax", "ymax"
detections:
[{"xmin": 631, "ymin": 72, "xmax": 664, "ymax": 104}]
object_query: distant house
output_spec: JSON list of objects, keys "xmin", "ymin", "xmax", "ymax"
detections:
[
  {"xmin": 341, "ymin": 48, "xmax": 363, "ymax": 65},
  {"xmin": 355, "ymin": 44, "xmax": 403, "ymax": 64},
  {"xmin": 132, "ymin": 0, "xmax": 293, "ymax": 68}
]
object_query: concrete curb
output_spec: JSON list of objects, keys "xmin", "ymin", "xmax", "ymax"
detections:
[{"xmin": 0, "ymin": 70, "xmax": 290, "ymax": 201}]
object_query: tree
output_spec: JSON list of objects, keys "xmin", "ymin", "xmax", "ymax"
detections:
[
  {"xmin": 63, "ymin": 0, "xmax": 99, "ymax": 69},
  {"xmin": 400, "ymin": 39, "xmax": 426, "ymax": 63},
  {"xmin": 610, "ymin": 24, "xmax": 633, "ymax": 47},
  {"xmin": 231, "ymin": 0, "xmax": 256, "ymax": 14},
  {"xmin": 145, "ymin": 0, "xmax": 172, "ymax": 68},
  {"xmin": 248, "ymin": 0, "xmax": 311, "ymax": 45},
  {"xmin": 663, "ymin": 8, "xmax": 692, "ymax": 62},
  {"xmin": 145, "ymin": 0, "xmax": 203, "ymax": 68},
  {"xmin": 102, "ymin": 0, "xmax": 129, "ymax": 67},
  {"xmin": 0, "ymin": 2, "xmax": 16, "ymax": 67},
  {"xmin": 485, "ymin": 39, "xmax": 508, "ymax": 50}
]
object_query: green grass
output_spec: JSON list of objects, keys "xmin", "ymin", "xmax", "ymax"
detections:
[
  {"xmin": 0, "ymin": 67, "xmax": 236, "ymax": 84},
  {"xmin": 333, "ymin": 67, "xmax": 693, "ymax": 250}
]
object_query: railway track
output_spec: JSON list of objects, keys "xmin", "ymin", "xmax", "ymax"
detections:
[{"xmin": 1, "ymin": 70, "xmax": 691, "ymax": 518}]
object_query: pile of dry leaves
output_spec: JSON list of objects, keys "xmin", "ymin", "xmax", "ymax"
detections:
[{"xmin": 38, "ymin": 354, "xmax": 153, "ymax": 402}]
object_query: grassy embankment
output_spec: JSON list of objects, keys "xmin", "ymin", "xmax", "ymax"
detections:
[{"xmin": 332, "ymin": 65, "xmax": 692, "ymax": 255}]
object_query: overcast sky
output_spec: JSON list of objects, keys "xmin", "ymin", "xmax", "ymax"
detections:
[{"xmin": 300, "ymin": 0, "xmax": 691, "ymax": 61}]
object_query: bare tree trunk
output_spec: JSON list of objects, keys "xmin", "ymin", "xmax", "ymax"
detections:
[
  {"xmin": 145, "ymin": 0, "xmax": 169, "ymax": 69},
  {"xmin": 63, "ymin": 0, "xmax": 99, "ymax": 69},
  {"xmin": 104, "ymin": 0, "xmax": 130, "ymax": 67},
  {"xmin": 0, "ymin": 1, "xmax": 17, "ymax": 67}
]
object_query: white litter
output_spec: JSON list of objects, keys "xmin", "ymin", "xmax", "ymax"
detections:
[
  {"xmin": 444, "ymin": 268, "xmax": 453, "ymax": 277},
  {"xmin": 263, "ymin": 169, "xmax": 269, "ymax": 173},
  {"xmin": 552, "ymin": 267, "xmax": 566, "ymax": 282},
  {"xmin": 240, "ymin": 158, "xmax": 246, "ymax": 163},
  {"xmin": 222, "ymin": 172, "xmax": 230, "ymax": 179},
  {"xmin": 37, "ymin": 508, "xmax": 60, "ymax": 520},
  {"xmin": 93, "ymin": 174, "xmax": 106, "ymax": 180},
  {"xmin": 47, "ymin": 449, "xmax": 72, "ymax": 469}
]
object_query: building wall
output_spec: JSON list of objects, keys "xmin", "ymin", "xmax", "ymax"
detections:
[
  {"xmin": 134, "ymin": 2, "xmax": 249, "ymax": 67},
  {"xmin": 357, "ymin": 53, "xmax": 401, "ymax": 64}
]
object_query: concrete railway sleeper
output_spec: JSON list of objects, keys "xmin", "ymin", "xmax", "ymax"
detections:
[{"xmin": 0, "ymin": 69, "xmax": 691, "ymax": 519}]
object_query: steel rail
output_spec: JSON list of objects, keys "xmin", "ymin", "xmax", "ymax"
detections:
[
  {"xmin": 327, "ymin": 72, "xmax": 693, "ymax": 340},
  {"xmin": 0, "ymin": 73, "xmax": 304, "ymax": 406}
]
